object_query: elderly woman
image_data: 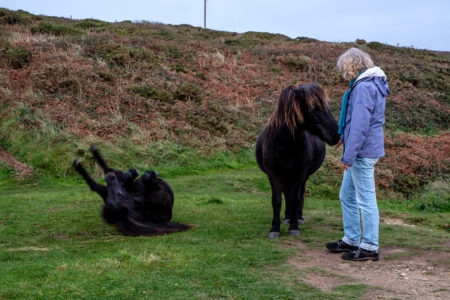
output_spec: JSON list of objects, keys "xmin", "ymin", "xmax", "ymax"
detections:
[{"xmin": 326, "ymin": 48, "xmax": 389, "ymax": 261}]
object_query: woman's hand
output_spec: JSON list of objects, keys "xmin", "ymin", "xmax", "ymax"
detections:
[
  {"xmin": 334, "ymin": 139, "xmax": 343, "ymax": 150},
  {"xmin": 343, "ymin": 164, "xmax": 351, "ymax": 172}
]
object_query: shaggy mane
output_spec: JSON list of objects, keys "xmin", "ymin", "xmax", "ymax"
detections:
[{"xmin": 268, "ymin": 83, "xmax": 330, "ymax": 134}]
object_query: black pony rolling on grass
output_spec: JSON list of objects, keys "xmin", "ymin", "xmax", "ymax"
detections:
[
  {"xmin": 256, "ymin": 83, "xmax": 340, "ymax": 238},
  {"xmin": 73, "ymin": 145, "xmax": 191, "ymax": 236}
]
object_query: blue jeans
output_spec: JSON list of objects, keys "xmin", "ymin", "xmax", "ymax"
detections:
[{"xmin": 340, "ymin": 157, "xmax": 379, "ymax": 251}]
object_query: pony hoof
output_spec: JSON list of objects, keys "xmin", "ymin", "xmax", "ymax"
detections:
[
  {"xmin": 90, "ymin": 144, "xmax": 98, "ymax": 153},
  {"xmin": 73, "ymin": 158, "xmax": 80, "ymax": 167},
  {"xmin": 288, "ymin": 230, "xmax": 300, "ymax": 236},
  {"xmin": 283, "ymin": 219, "xmax": 290, "ymax": 224},
  {"xmin": 268, "ymin": 232, "xmax": 281, "ymax": 239}
]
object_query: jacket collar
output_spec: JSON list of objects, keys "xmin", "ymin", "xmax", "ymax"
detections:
[{"xmin": 355, "ymin": 67, "xmax": 386, "ymax": 83}]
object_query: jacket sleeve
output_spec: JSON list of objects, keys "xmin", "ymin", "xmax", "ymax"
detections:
[{"xmin": 342, "ymin": 84, "xmax": 375, "ymax": 165}]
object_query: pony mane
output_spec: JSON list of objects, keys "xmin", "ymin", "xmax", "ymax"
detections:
[{"xmin": 268, "ymin": 83, "xmax": 330, "ymax": 134}]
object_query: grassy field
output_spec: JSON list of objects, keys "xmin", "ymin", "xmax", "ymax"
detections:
[{"xmin": 1, "ymin": 165, "xmax": 448, "ymax": 299}]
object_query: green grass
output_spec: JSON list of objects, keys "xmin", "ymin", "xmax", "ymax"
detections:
[{"xmin": 1, "ymin": 167, "xmax": 448, "ymax": 299}]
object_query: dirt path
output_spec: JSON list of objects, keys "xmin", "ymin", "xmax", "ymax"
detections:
[
  {"xmin": 286, "ymin": 240, "xmax": 449, "ymax": 299},
  {"xmin": 0, "ymin": 147, "xmax": 33, "ymax": 179}
]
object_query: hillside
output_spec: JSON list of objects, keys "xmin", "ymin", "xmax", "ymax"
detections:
[{"xmin": 0, "ymin": 8, "xmax": 449, "ymax": 201}]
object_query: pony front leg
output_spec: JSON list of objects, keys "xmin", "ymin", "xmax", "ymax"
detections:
[
  {"xmin": 73, "ymin": 159, "xmax": 107, "ymax": 201},
  {"xmin": 269, "ymin": 179, "xmax": 282, "ymax": 238},
  {"xmin": 90, "ymin": 145, "xmax": 113, "ymax": 173}
]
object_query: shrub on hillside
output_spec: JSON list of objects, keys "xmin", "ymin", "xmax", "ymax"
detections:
[
  {"xmin": 127, "ymin": 85, "xmax": 174, "ymax": 103},
  {"xmin": 96, "ymin": 70, "xmax": 116, "ymax": 82},
  {"xmin": 83, "ymin": 40, "xmax": 157, "ymax": 67},
  {"xmin": 242, "ymin": 31, "xmax": 290, "ymax": 41},
  {"xmin": 295, "ymin": 36, "xmax": 318, "ymax": 43},
  {"xmin": 151, "ymin": 45, "xmax": 195, "ymax": 64},
  {"xmin": 172, "ymin": 63, "xmax": 187, "ymax": 73},
  {"xmin": 174, "ymin": 84, "xmax": 202, "ymax": 103},
  {"xmin": 31, "ymin": 22, "xmax": 83, "ymax": 36},
  {"xmin": 98, "ymin": 43, "xmax": 131, "ymax": 66},
  {"xmin": 0, "ymin": 38, "xmax": 11, "ymax": 54},
  {"xmin": 186, "ymin": 105, "xmax": 228, "ymax": 135},
  {"xmin": 0, "ymin": 26, "xmax": 8, "ymax": 39},
  {"xmin": 270, "ymin": 66, "xmax": 281, "ymax": 74},
  {"xmin": 0, "ymin": 38, "xmax": 32, "ymax": 69},
  {"xmin": 74, "ymin": 18, "xmax": 109, "ymax": 29},
  {"xmin": 5, "ymin": 45, "xmax": 32, "ymax": 69},
  {"xmin": 0, "ymin": 8, "xmax": 32, "ymax": 25},
  {"xmin": 113, "ymin": 26, "xmax": 140, "ymax": 36},
  {"xmin": 165, "ymin": 45, "xmax": 186, "ymax": 60},
  {"xmin": 194, "ymin": 30, "xmax": 232, "ymax": 40},
  {"xmin": 224, "ymin": 38, "xmax": 259, "ymax": 48},
  {"xmin": 367, "ymin": 41, "xmax": 390, "ymax": 51},
  {"xmin": 283, "ymin": 56, "xmax": 311, "ymax": 72}
]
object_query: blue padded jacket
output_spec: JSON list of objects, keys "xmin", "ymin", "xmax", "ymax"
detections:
[{"xmin": 341, "ymin": 68, "xmax": 390, "ymax": 165}]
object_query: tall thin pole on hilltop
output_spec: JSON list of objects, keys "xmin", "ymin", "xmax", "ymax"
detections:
[{"xmin": 204, "ymin": 0, "xmax": 207, "ymax": 29}]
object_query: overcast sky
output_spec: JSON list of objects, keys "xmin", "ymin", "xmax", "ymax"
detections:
[{"xmin": 2, "ymin": 0, "xmax": 449, "ymax": 51}]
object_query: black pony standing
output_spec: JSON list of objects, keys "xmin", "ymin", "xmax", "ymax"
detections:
[{"xmin": 256, "ymin": 83, "xmax": 340, "ymax": 238}]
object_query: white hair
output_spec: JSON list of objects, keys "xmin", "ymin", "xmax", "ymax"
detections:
[{"xmin": 337, "ymin": 48, "xmax": 374, "ymax": 81}]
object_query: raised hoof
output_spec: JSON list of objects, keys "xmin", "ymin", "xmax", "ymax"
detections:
[
  {"xmin": 90, "ymin": 144, "xmax": 98, "ymax": 153},
  {"xmin": 268, "ymin": 232, "xmax": 281, "ymax": 239},
  {"xmin": 288, "ymin": 230, "xmax": 300, "ymax": 236},
  {"xmin": 283, "ymin": 219, "xmax": 305, "ymax": 225},
  {"xmin": 73, "ymin": 158, "xmax": 80, "ymax": 167}
]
